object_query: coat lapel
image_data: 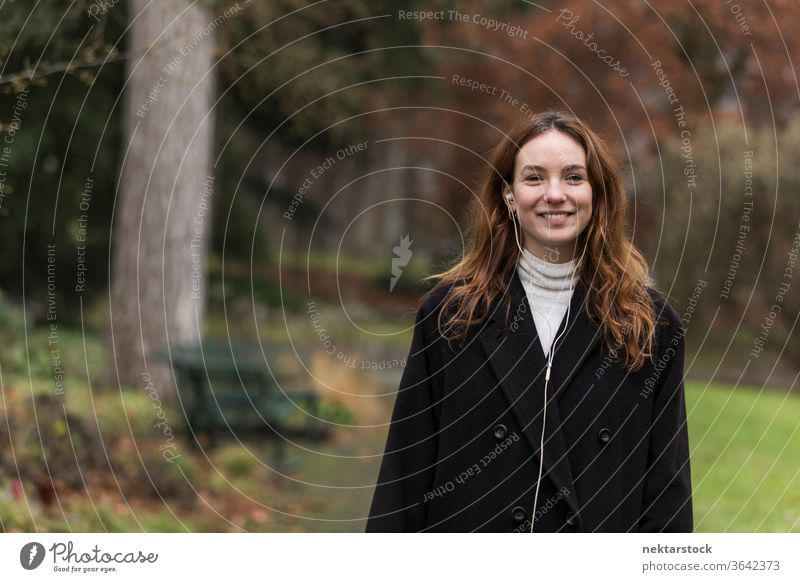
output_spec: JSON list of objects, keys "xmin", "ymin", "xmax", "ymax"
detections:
[{"xmin": 479, "ymin": 268, "xmax": 603, "ymax": 518}]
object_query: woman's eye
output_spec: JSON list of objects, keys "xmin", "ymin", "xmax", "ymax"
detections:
[
  {"xmin": 566, "ymin": 174, "xmax": 583, "ymax": 183},
  {"xmin": 525, "ymin": 175, "xmax": 541, "ymax": 182}
]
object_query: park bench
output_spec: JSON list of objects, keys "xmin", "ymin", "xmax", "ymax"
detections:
[{"xmin": 153, "ymin": 340, "xmax": 330, "ymax": 462}]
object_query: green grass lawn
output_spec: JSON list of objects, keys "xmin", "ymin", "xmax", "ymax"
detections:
[{"xmin": 686, "ymin": 381, "xmax": 800, "ymax": 532}]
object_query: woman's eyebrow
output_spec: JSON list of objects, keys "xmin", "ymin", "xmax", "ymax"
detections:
[{"xmin": 519, "ymin": 163, "xmax": 587, "ymax": 173}]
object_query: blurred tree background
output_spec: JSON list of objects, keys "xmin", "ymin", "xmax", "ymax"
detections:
[{"xmin": 0, "ymin": 0, "xmax": 798, "ymax": 532}]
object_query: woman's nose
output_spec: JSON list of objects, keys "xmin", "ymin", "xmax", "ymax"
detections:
[{"xmin": 544, "ymin": 180, "xmax": 566, "ymax": 201}]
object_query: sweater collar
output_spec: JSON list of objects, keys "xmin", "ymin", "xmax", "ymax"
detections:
[{"xmin": 516, "ymin": 247, "xmax": 582, "ymax": 291}]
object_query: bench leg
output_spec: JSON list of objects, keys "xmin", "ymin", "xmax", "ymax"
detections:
[{"xmin": 272, "ymin": 437, "xmax": 287, "ymax": 469}]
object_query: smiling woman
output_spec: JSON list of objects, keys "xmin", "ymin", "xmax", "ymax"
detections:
[{"xmin": 366, "ymin": 111, "xmax": 692, "ymax": 533}]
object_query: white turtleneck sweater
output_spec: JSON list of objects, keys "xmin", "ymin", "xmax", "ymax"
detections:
[{"xmin": 516, "ymin": 248, "xmax": 582, "ymax": 357}]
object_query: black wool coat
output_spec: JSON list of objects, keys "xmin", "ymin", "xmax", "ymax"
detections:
[{"xmin": 366, "ymin": 268, "xmax": 692, "ymax": 533}]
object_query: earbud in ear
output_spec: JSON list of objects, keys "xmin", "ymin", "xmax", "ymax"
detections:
[{"xmin": 505, "ymin": 192, "xmax": 516, "ymax": 216}]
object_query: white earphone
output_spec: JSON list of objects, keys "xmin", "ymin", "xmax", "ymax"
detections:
[{"xmin": 503, "ymin": 188, "xmax": 586, "ymax": 532}]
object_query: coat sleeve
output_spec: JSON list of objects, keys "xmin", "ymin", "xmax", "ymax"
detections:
[
  {"xmin": 365, "ymin": 299, "xmax": 442, "ymax": 532},
  {"xmin": 639, "ymin": 307, "xmax": 694, "ymax": 532}
]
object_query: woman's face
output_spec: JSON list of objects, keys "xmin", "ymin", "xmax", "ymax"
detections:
[{"xmin": 508, "ymin": 129, "xmax": 593, "ymax": 263}]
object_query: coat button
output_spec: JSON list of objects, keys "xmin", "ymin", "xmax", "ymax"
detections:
[
  {"xmin": 566, "ymin": 511, "xmax": 576, "ymax": 527},
  {"xmin": 598, "ymin": 427, "xmax": 612, "ymax": 444},
  {"xmin": 511, "ymin": 506, "xmax": 526, "ymax": 523},
  {"xmin": 493, "ymin": 424, "xmax": 508, "ymax": 440}
]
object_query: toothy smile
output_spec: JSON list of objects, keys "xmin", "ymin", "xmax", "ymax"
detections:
[{"xmin": 536, "ymin": 211, "xmax": 574, "ymax": 225}]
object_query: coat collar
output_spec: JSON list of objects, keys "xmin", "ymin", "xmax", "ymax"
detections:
[{"xmin": 479, "ymin": 267, "xmax": 603, "ymax": 520}]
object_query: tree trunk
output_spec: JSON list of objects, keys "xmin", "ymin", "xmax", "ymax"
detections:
[{"xmin": 110, "ymin": 0, "xmax": 215, "ymax": 396}]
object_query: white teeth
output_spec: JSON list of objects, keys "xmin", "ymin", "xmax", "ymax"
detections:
[{"xmin": 542, "ymin": 213, "xmax": 570, "ymax": 217}]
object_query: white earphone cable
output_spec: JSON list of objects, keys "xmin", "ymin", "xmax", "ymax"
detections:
[{"xmin": 505, "ymin": 191, "xmax": 586, "ymax": 532}]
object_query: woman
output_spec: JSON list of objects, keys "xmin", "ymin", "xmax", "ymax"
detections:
[{"xmin": 366, "ymin": 111, "xmax": 692, "ymax": 533}]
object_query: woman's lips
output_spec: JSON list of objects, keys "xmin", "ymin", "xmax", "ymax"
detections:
[{"xmin": 537, "ymin": 211, "xmax": 574, "ymax": 226}]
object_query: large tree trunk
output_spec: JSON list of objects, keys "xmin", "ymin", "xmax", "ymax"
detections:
[{"xmin": 111, "ymin": 0, "xmax": 215, "ymax": 396}]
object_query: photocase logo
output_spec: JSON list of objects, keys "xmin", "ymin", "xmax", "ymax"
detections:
[
  {"xmin": 389, "ymin": 234, "xmax": 413, "ymax": 292},
  {"xmin": 20, "ymin": 542, "xmax": 46, "ymax": 570},
  {"xmin": 544, "ymin": 245, "xmax": 560, "ymax": 263}
]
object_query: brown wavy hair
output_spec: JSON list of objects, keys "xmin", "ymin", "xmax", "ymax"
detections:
[{"xmin": 423, "ymin": 111, "xmax": 657, "ymax": 371}]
